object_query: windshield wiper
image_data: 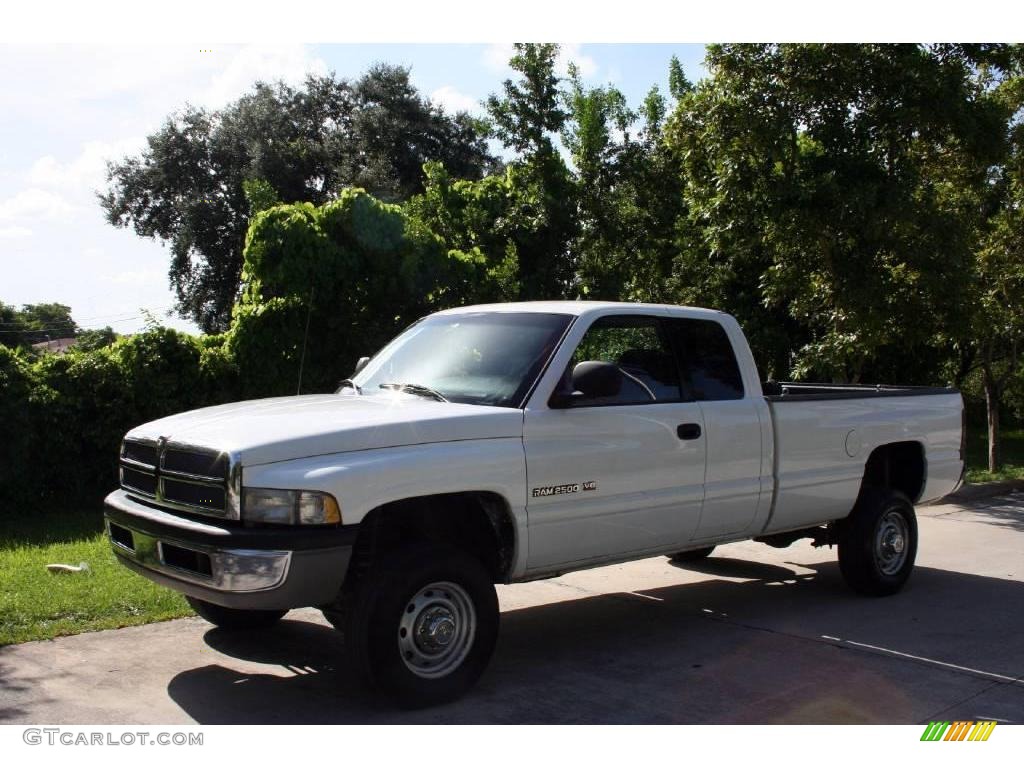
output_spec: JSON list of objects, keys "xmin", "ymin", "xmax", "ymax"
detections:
[
  {"xmin": 337, "ymin": 379, "xmax": 362, "ymax": 394},
  {"xmin": 379, "ymin": 382, "xmax": 448, "ymax": 402}
]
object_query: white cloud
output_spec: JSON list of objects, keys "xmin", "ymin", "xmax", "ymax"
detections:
[
  {"xmin": 0, "ymin": 44, "xmax": 329, "ymax": 134},
  {"xmin": 483, "ymin": 43, "xmax": 516, "ymax": 75},
  {"xmin": 7, "ymin": 45, "xmax": 329, "ymax": 232},
  {"xmin": 104, "ymin": 267, "xmax": 166, "ymax": 286},
  {"xmin": 199, "ymin": 44, "xmax": 329, "ymax": 109},
  {"xmin": 0, "ymin": 44, "xmax": 325, "ymax": 338},
  {"xmin": 28, "ymin": 138, "xmax": 145, "ymax": 194},
  {"xmin": 0, "ymin": 226, "xmax": 33, "ymax": 239},
  {"xmin": 0, "ymin": 189, "xmax": 77, "ymax": 222},
  {"xmin": 431, "ymin": 85, "xmax": 482, "ymax": 115},
  {"xmin": 558, "ymin": 44, "xmax": 598, "ymax": 79}
]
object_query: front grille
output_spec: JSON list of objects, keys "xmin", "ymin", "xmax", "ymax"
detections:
[
  {"xmin": 161, "ymin": 477, "xmax": 226, "ymax": 511},
  {"xmin": 120, "ymin": 466, "xmax": 157, "ymax": 496},
  {"xmin": 122, "ymin": 441, "xmax": 158, "ymax": 466},
  {"xmin": 119, "ymin": 438, "xmax": 233, "ymax": 519},
  {"xmin": 162, "ymin": 447, "xmax": 227, "ymax": 478}
]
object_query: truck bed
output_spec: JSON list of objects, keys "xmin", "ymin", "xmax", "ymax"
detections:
[{"xmin": 760, "ymin": 385, "xmax": 963, "ymax": 533}]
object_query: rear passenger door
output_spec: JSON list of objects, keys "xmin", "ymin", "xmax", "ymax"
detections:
[
  {"xmin": 523, "ymin": 314, "xmax": 707, "ymax": 571},
  {"xmin": 666, "ymin": 318, "xmax": 765, "ymax": 540}
]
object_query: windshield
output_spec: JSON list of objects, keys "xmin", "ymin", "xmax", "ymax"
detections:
[{"xmin": 346, "ymin": 312, "xmax": 573, "ymax": 408}]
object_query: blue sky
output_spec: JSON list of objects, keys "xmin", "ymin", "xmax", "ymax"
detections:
[{"xmin": 0, "ymin": 43, "xmax": 707, "ymax": 335}]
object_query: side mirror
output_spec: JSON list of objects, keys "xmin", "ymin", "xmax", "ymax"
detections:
[
  {"xmin": 549, "ymin": 361, "xmax": 621, "ymax": 408},
  {"xmin": 353, "ymin": 356, "xmax": 370, "ymax": 375}
]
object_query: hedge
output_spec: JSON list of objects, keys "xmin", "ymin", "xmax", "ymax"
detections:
[{"xmin": 0, "ymin": 329, "xmax": 240, "ymax": 515}]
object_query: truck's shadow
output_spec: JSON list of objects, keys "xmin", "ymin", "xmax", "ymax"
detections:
[{"xmin": 166, "ymin": 559, "xmax": 1024, "ymax": 724}]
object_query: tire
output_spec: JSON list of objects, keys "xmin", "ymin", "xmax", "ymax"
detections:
[
  {"xmin": 669, "ymin": 546, "xmax": 716, "ymax": 563},
  {"xmin": 837, "ymin": 489, "xmax": 918, "ymax": 596},
  {"xmin": 344, "ymin": 542, "xmax": 499, "ymax": 708},
  {"xmin": 186, "ymin": 596, "xmax": 287, "ymax": 630}
]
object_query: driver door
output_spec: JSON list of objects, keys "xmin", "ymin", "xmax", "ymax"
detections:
[{"xmin": 522, "ymin": 313, "xmax": 707, "ymax": 572}]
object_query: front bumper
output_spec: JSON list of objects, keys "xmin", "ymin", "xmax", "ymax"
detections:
[{"xmin": 104, "ymin": 489, "xmax": 357, "ymax": 611}]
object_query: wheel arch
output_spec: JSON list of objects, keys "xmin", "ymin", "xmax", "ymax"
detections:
[
  {"xmin": 348, "ymin": 491, "xmax": 518, "ymax": 584},
  {"xmin": 858, "ymin": 441, "xmax": 926, "ymax": 503}
]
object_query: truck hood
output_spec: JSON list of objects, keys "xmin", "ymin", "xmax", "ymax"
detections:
[{"xmin": 125, "ymin": 394, "xmax": 524, "ymax": 466}]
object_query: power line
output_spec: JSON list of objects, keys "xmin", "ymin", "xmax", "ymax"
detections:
[
  {"xmin": 0, "ymin": 317, "xmax": 144, "ymax": 331},
  {"xmin": 77, "ymin": 306, "xmax": 173, "ymax": 322},
  {"xmin": 0, "ymin": 318, "xmax": 149, "ymax": 333},
  {"xmin": 0, "ymin": 327, "xmax": 80, "ymax": 334},
  {"xmin": 0, "ymin": 306, "xmax": 173, "ymax": 325}
]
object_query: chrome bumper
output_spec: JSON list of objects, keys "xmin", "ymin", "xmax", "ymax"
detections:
[
  {"xmin": 106, "ymin": 518, "xmax": 292, "ymax": 593},
  {"xmin": 104, "ymin": 489, "xmax": 356, "ymax": 611}
]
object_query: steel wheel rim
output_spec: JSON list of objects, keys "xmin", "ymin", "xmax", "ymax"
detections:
[
  {"xmin": 398, "ymin": 580, "xmax": 476, "ymax": 679},
  {"xmin": 874, "ymin": 509, "xmax": 910, "ymax": 576}
]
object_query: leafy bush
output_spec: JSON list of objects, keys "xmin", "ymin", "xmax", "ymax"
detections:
[
  {"xmin": 0, "ymin": 347, "xmax": 35, "ymax": 506},
  {"xmin": 0, "ymin": 187, "xmax": 489, "ymax": 515},
  {"xmin": 230, "ymin": 188, "xmax": 483, "ymax": 398},
  {"xmin": 0, "ymin": 328, "xmax": 240, "ymax": 515}
]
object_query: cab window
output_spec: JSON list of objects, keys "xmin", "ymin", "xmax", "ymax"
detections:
[
  {"xmin": 666, "ymin": 318, "xmax": 745, "ymax": 401},
  {"xmin": 563, "ymin": 315, "xmax": 682, "ymax": 405}
]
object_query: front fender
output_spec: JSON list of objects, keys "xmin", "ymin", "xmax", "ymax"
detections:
[{"xmin": 242, "ymin": 438, "xmax": 529, "ymax": 576}]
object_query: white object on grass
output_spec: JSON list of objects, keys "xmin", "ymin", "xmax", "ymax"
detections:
[{"xmin": 46, "ymin": 562, "xmax": 90, "ymax": 574}]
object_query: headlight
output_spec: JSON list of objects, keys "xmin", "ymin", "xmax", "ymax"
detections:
[{"xmin": 242, "ymin": 487, "xmax": 342, "ymax": 525}]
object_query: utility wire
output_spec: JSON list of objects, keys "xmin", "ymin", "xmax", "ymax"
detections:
[{"xmin": 0, "ymin": 306, "xmax": 172, "ymax": 325}]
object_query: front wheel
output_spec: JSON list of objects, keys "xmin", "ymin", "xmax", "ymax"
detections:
[
  {"xmin": 344, "ymin": 543, "xmax": 499, "ymax": 708},
  {"xmin": 837, "ymin": 489, "xmax": 918, "ymax": 596},
  {"xmin": 186, "ymin": 596, "xmax": 287, "ymax": 629}
]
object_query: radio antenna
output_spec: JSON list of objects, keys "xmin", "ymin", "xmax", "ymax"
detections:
[{"xmin": 296, "ymin": 285, "xmax": 314, "ymax": 395}]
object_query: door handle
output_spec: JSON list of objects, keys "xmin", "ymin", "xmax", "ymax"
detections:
[{"xmin": 677, "ymin": 423, "xmax": 702, "ymax": 440}]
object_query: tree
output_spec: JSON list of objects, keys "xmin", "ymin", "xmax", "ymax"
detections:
[
  {"xmin": 75, "ymin": 326, "xmax": 118, "ymax": 352},
  {"xmin": 485, "ymin": 44, "xmax": 578, "ymax": 299},
  {"xmin": 953, "ymin": 45, "xmax": 1024, "ymax": 470},
  {"xmin": 0, "ymin": 302, "xmax": 27, "ymax": 348},
  {"xmin": 102, "ymin": 67, "xmax": 498, "ymax": 332},
  {"xmin": 0, "ymin": 302, "xmax": 78, "ymax": 348},
  {"xmin": 664, "ymin": 44, "xmax": 1008, "ymax": 382},
  {"xmin": 562, "ymin": 63, "xmax": 688, "ymax": 302},
  {"xmin": 404, "ymin": 163, "xmax": 525, "ymax": 303},
  {"xmin": 667, "ymin": 55, "xmax": 692, "ymax": 101},
  {"xmin": 229, "ymin": 189, "xmax": 481, "ymax": 397},
  {"xmin": 413, "ymin": 46, "xmax": 690, "ymax": 305}
]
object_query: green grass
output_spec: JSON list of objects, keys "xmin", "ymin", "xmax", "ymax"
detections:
[
  {"xmin": 963, "ymin": 423, "xmax": 1024, "ymax": 484},
  {"xmin": 0, "ymin": 509, "xmax": 189, "ymax": 646}
]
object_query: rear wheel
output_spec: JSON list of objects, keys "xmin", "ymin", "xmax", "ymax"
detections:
[
  {"xmin": 343, "ymin": 542, "xmax": 499, "ymax": 708},
  {"xmin": 186, "ymin": 596, "xmax": 287, "ymax": 629},
  {"xmin": 837, "ymin": 489, "xmax": 917, "ymax": 596},
  {"xmin": 669, "ymin": 546, "xmax": 716, "ymax": 563}
]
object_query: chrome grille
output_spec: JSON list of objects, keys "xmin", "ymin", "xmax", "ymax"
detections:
[
  {"xmin": 162, "ymin": 447, "xmax": 228, "ymax": 479},
  {"xmin": 119, "ymin": 438, "xmax": 236, "ymax": 519},
  {"xmin": 122, "ymin": 440, "xmax": 158, "ymax": 467},
  {"xmin": 120, "ymin": 465, "xmax": 157, "ymax": 496}
]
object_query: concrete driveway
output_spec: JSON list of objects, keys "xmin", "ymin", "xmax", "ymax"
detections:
[{"xmin": 2, "ymin": 492, "xmax": 1022, "ymax": 724}]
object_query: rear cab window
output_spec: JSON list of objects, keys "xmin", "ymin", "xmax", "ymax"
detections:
[{"xmin": 665, "ymin": 318, "xmax": 745, "ymax": 401}]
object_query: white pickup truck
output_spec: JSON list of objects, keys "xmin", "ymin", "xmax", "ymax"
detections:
[{"xmin": 105, "ymin": 301, "xmax": 964, "ymax": 706}]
